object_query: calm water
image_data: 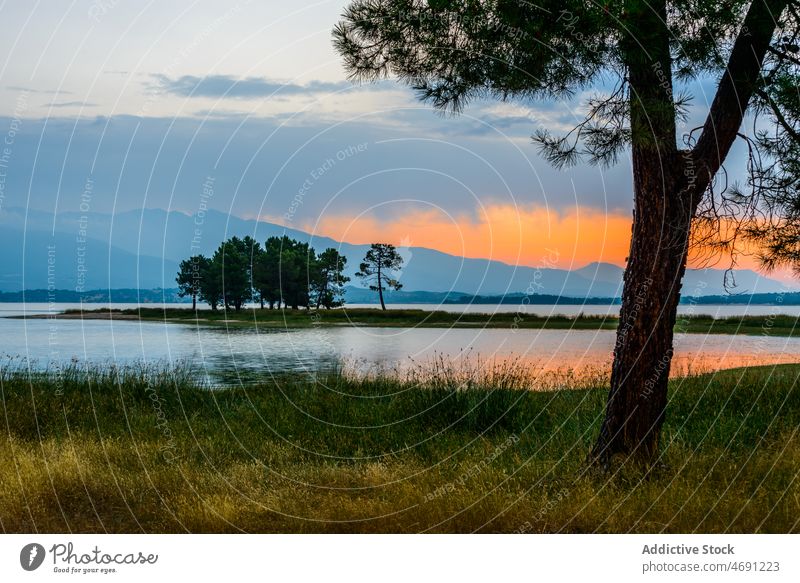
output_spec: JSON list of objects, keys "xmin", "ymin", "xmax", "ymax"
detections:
[
  {"xmin": 347, "ymin": 303, "xmax": 800, "ymax": 318},
  {"xmin": 5, "ymin": 301, "xmax": 800, "ymax": 318},
  {"xmin": 1, "ymin": 303, "xmax": 798, "ymax": 386}
]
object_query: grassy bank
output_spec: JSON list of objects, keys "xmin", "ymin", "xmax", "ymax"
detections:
[
  {"xmin": 36, "ymin": 306, "xmax": 800, "ymax": 336},
  {"xmin": 1, "ymin": 363, "xmax": 798, "ymax": 533}
]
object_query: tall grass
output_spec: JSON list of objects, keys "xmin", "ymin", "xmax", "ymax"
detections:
[{"xmin": 1, "ymin": 361, "xmax": 798, "ymax": 533}]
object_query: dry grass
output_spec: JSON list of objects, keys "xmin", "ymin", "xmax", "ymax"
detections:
[{"xmin": 1, "ymin": 361, "xmax": 798, "ymax": 533}]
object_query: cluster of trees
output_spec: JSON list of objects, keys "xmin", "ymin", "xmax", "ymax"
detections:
[
  {"xmin": 176, "ymin": 238, "xmax": 406, "ymax": 311},
  {"xmin": 175, "ymin": 236, "xmax": 349, "ymax": 311}
]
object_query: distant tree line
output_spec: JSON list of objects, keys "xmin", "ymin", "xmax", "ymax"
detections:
[{"xmin": 176, "ymin": 236, "xmax": 349, "ymax": 311}]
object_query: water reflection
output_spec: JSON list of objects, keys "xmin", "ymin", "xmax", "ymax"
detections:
[{"xmin": 1, "ymin": 309, "xmax": 798, "ymax": 387}]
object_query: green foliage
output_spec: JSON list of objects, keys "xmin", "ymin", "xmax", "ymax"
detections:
[
  {"xmin": 334, "ymin": 0, "xmax": 616, "ymax": 112},
  {"xmin": 355, "ymin": 243, "xmax": 404, "ymax": 309},
  {"xmin": 311, "ymin": 248, "xmax": 350, "ymax": 308},
  {"xmin": 279, "ymin": 237, "xmax": 314, "ymax": 309},
  {"xmin": 180, "ymin": 236, "xmax": 352, "ymax": 310},
  {"xmin": 253, "ymin": 236, "xmax": 283, "ymax": 308},
  {"xmin": 197, "ymin": 255, "xmax": 223, "ymax": 310},
  {"xmin": 209, "ymin": 236, "xmax": 257, "ymax": 312},
  {"xmin": 332, "ymin": 0, "xmax": 765, "ymax": 164},
  {"xmin": 175, "ymin": 255, "xmax": 209, "ymax": 308}
]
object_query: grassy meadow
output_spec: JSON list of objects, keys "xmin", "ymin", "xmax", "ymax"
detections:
[
  {"xmin": 1, "ymin": 361, "xmax": 798, "ymax": 533},
  {"xmin": 41, "ymin": 306, "xmax": 800, "ymax": 336}
]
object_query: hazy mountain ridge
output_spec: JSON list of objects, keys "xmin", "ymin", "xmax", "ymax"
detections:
[
  {"xmin": 0, "ymin": 288, "xmax": 188, "ymax": 303},
  {"xmin": 5, "ymin": 287, "xmax": 800, "ymax": 307},
  {"xmin": 0, "ymin": 207, "xmax": 794, "ymax": 296}
]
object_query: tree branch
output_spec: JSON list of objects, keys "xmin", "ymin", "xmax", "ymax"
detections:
[
  {"xmin": 756, "ymin": 88, "xmax": 800, "ymax": 142},
  {"xmin": 766, "ymin": 44, "xmax": 800, "ymax": 67},
  {"xmin": 690, "ymin": 0, "xmax": 789, "ymax": 199}
]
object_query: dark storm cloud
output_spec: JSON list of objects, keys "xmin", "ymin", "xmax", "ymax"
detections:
[{"xmin": 1, "ymin": 112, "xmax": 636, "ymax": 226}]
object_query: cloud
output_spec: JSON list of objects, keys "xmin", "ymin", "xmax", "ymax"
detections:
[
  {"xmin": 289, "ymin": 203, "xmax": 793, "ymax": 277},
  {"xmin": 193, "ymin": 108, "xmax": 252, "ymax": 119},
  {"xmin": 290, "ymin": 204, "xmax": 635, "ymax": 270},
  {"xmin": 45, "ymin": 101, "xmax": 99, "ymax": 108},
  {"xmin": 6, "ymin": 85, "xmax": 73, "ymax": 95},
  {"xmin": 152, "ymin": 74, "xmax": 363, "ymax": 99},
  {"xmin": 1, "ymin": 113, "xmax": 634, "ymax": 227}
]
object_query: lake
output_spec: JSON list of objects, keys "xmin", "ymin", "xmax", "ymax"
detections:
[
  {"xmin": 1, "ymin": 303, "xmax": 799, "ymax": 386},
  {"xmin": 346, "ymin": 303, "xmax": 800, "ymax": 318},
  {"xmin": 5, "ymin": 301, "xmax": 800, "ymax": 318}
]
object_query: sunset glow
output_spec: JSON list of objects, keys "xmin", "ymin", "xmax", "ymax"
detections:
[
  {"xmin": 291, "ymin": 204, "xmax": 633, "ymax": 270},
  {"xmin": 280, "ymin": 204, "xmax": 796, "ymax": 283}
]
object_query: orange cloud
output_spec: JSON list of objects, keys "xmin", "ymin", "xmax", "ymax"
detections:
[
  {"xmin": 279, "ymin": 203, "xmax": 798, "ymax": 285},
  {"xmin": 295, "ymin": 204, "xmax": 632, "ymax": 270}
]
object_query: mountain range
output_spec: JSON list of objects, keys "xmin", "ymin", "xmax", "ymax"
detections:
[{"xmin": 1, "ymin": 206, "xmax": 794, "ymax": 297}]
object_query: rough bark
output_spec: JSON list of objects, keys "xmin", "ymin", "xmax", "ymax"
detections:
[
  {"xmin": 591, "ymin": 0, "xmax": 787, "ymax": 467},
  {"xmin": 590, "ymin": 151, "xmax": 693, "ymax": 466}
]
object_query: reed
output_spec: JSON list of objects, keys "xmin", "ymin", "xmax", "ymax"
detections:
[{"xmin": 1, "ymin": 361, "xmax": 798, "ymax": 533}]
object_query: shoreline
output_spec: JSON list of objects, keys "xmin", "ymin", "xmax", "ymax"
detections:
[{"xmin": 9, "ymin": 307, "xmax": 800, "ymax": 336}]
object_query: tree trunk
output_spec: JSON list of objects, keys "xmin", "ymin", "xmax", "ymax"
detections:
[
  {"xmin": 590, "ymin": 0, "xmax": 786, "ymax": 468},
  {"xmin": 590, "ymin": 152, "xmax": 692, "ymax": 466},
  {"xmin": 377, "ymin": 262, "xmax": 386, "ymax": 310},
  {"xmin": 591, "ymin": 0, "xmax": 689, "ymax": 467},
  {"xmin": 316, "ymin": 280, "xmax": 326, "ymax": 309},
  {"xmin": 192, "ymin": 294, "xmax": 196, "ymax": 311}
]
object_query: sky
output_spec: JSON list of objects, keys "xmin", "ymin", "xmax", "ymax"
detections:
[{"xmin": 0, "ymin": 0, "xmax": 784, "ymax": 276}]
